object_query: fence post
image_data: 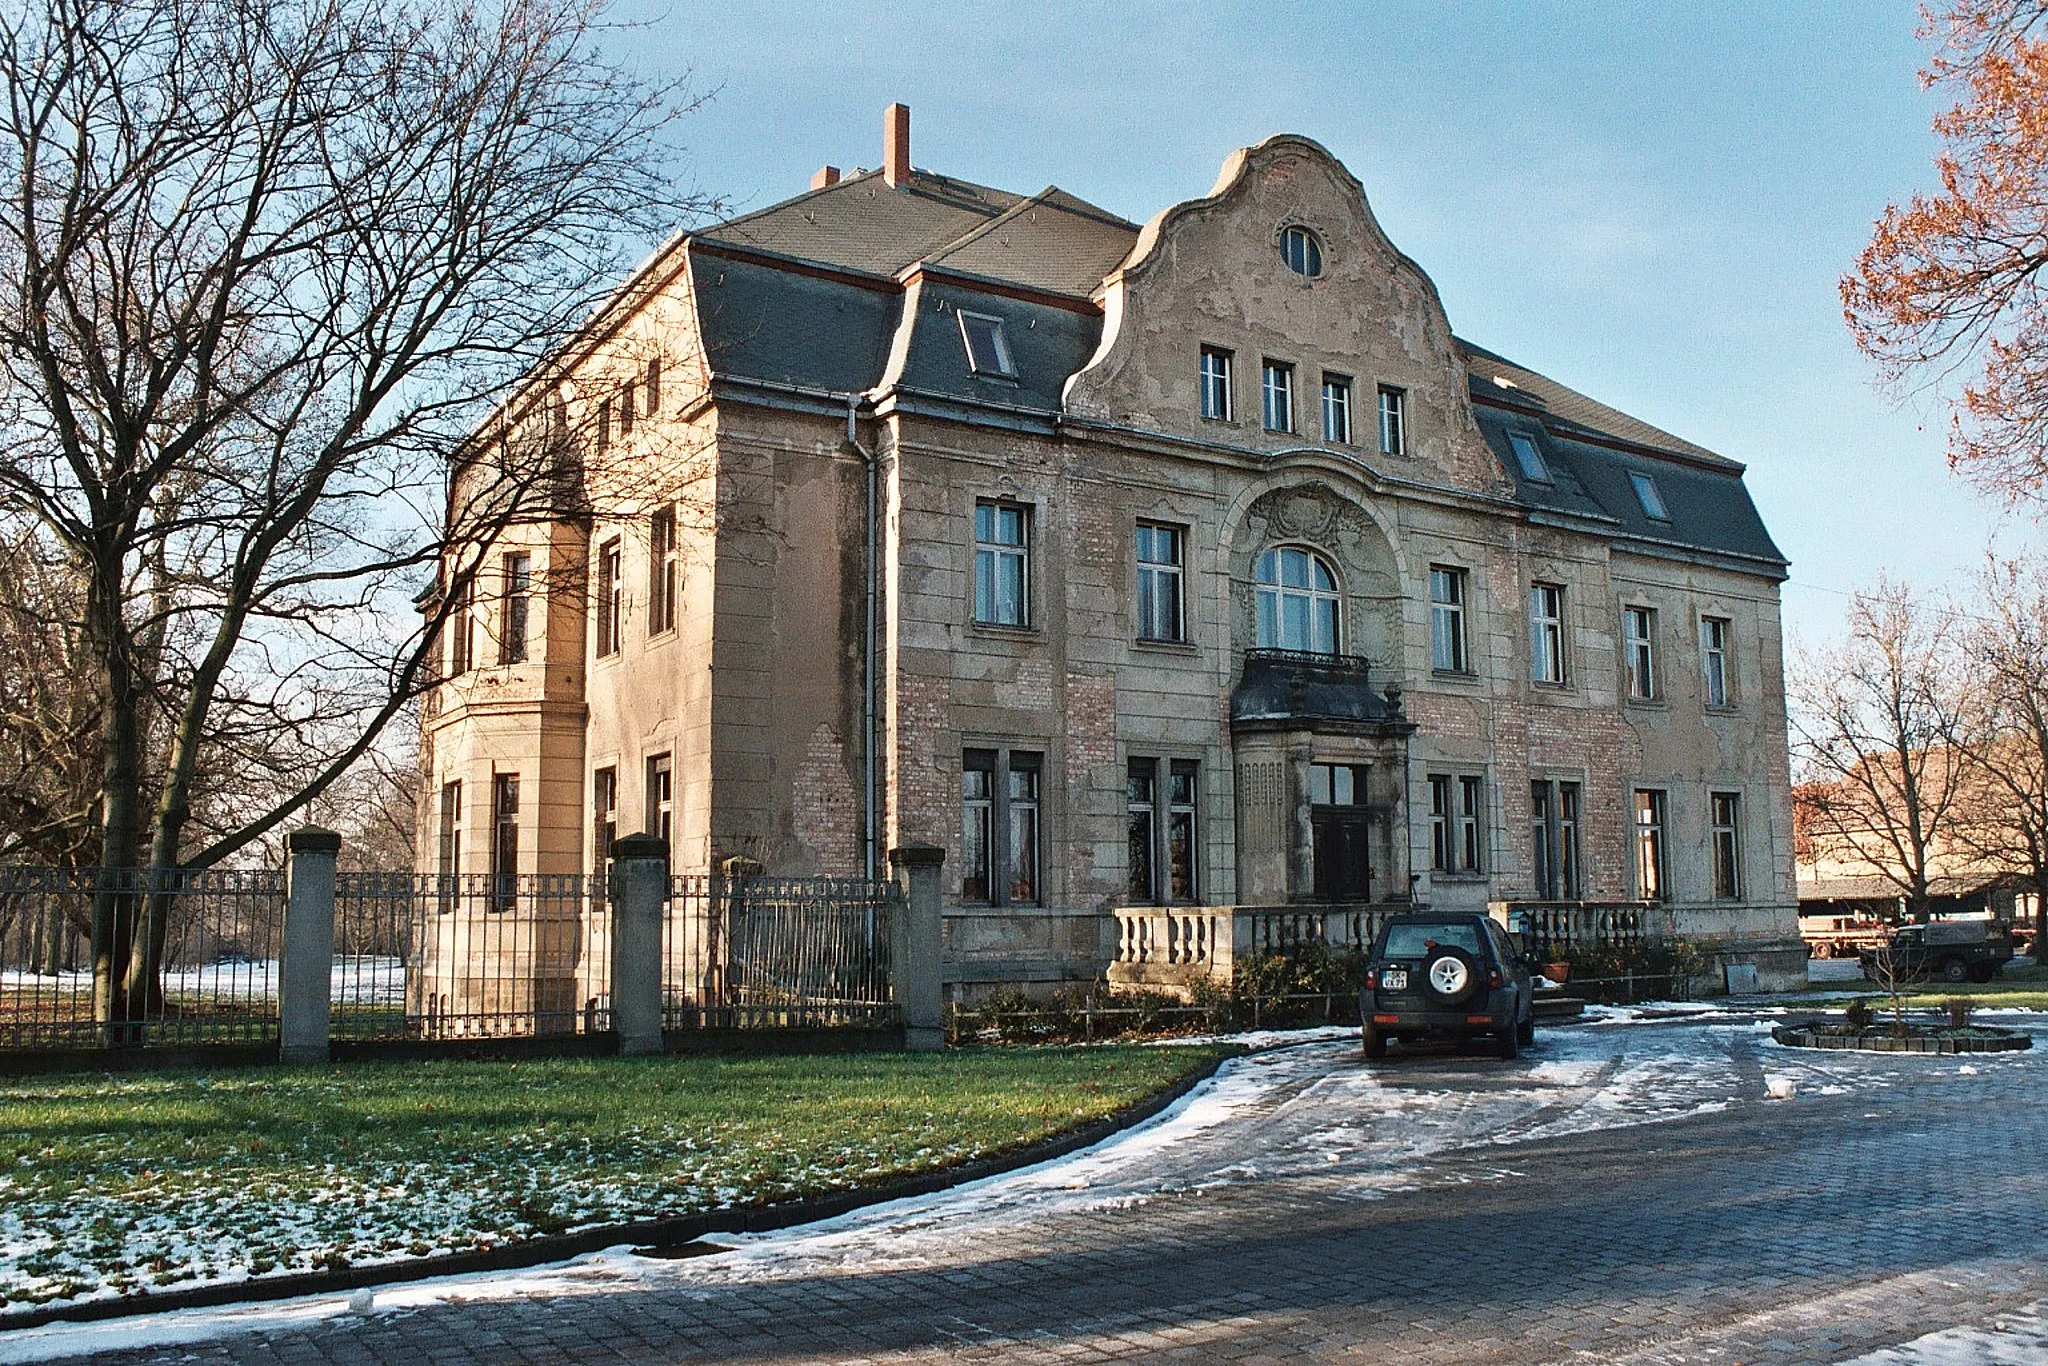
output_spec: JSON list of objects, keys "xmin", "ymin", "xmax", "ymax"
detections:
[
  {"xmin": 610, "ymin": 833, "xmax": 667, "ymax": 1056},
  {"xmin": 280, "ymin": 826, "xmax": 341, "ymax": 1064},
  {"xmin": 889, "ymin": 844, "xmax": 945, "ymax": 1052}
]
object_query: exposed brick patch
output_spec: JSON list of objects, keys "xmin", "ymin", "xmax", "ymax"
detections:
[{"xmin": 791, "ymin": 723, "xmax": 859, "ymax": 876}]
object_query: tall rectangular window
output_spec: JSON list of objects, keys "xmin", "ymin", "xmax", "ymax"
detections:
[
  {"xmin": 596, "ymin": 540, "xmax": 622, "ymax": 657},
  {"xmin": 490, "ymin": 774, "xmax": 519, "ymax": 913},
  {"xmin": 446, "ymin": 580, "xmax": 473, "ymax": 676},
  {"xmin": 1458, "ymin": 775, "xmax": 1485, "ymax": 874},
  {"xmin": 962, "ymin": 748, "xmax": 1043, "ymax": 905},
  {"xmin": 620, "ymin": 379, "xmax": 636, "ymax": 435},
  {"xmin": 1430, "ymin": 775, "xmax": 1454, "ymax": 873},
  {"xmin": 437, "ymin": 781, "xmax": 462, "ymax": 878},
  {"xmin": 1430, "ymin": 566, "xmax": 1468, "ymax": 673},
  {"xmin": 974, "ymin": 502, "xmax": 1030, "ymax": 627},
  {"xmin": 649, "ymin": 507, "xmax": 679, "ymax": 635},
  {"xmin": 1167, "ymin": 760, "xmax": 1198, "ymax": 902},
  {"xmin": 1702, "ymin": 616, "xmax": 1731, "ymax": 708},
  {"xmin": 1558, "ymin": 781, "xmax": 1582, "ymax": 899},
  {"xmin": 1378, "ymin": 386, "xmax": 1406, "ymax": 456},
  {"xmin": 1711, "ymin": 792, "xmax": 1742, "ymax": 900},
  {"xmin": 645, "ymin": 753, "xmax": 673, "ymax": 852},
  {"xmin": 1531, "ymin": 779, "xmax": 1584, "ymax": 899},
  {"xmin": 1634, "ymin": 788, "xmax": 1669, "ymax": 902},
  {"xmin": 499, "ymin": 552, "xmax": 531, "ymax": 665},
  {"xmin": 1321, "ymin": 374, "xmax": 1352, "ymax": 444},
  {"xmin": 593, "ymin": 767, "xmax": 618, "ymax": 871},
  {"xmin": 1199, "ymin": 346, "xmax": 1233, "ymax": 421},
  {"xmin": 597, "ymin": 397, "xmax": 611, "ymax": 453},
  {"xmin": 1126, "ymin": 760, "xmax": 1156, "ymax": 904},
  {"xmin": 1623, "ymin": 605, "xmax": 1656, "ymax": 700},
  {"xmin": 645, "ymin": 357, "xmax": 661, "ymax": 415},
  {"xmin": 1135, "ymin": 522, "xmax": 1184, "ymax": 643},
  {"xmin": 1530, "ymin": 582, "xmax": 1566, "ymax": 684},
  {"xmin": 1261, "ymin": 359, "xmax": 1294, "ymax": 432}
]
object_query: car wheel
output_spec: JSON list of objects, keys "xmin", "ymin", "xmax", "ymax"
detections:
[
  {"xmin": 1420, "ymin": 946, "xmax": 1482, "ymax": 1007},
  {"xmin": 1517, "ymin": 1011, "xmax": 1535, "ymax": 1046},
  {"xmin": 1940, "ymin": 956, "xmax": 1970, "ymax": 984},
  {"xmin": 1362, "ymin": 1024, "xmax": 1387, "ymax": 1060},
  {"xmin": 1495, "ymin": 1024, "xmax": 1519, "ymax": 1060},
  {"xmin": 1969, "ymin": 962, "xmax": 1997, "ymax": 984}
]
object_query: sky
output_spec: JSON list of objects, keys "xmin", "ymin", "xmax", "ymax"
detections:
[{"xmin": 611, "ymin": 0, "xmax": 2031, "ymax": 651}]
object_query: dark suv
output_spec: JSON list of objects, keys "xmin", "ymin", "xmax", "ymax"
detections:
[{"xmin": 1359, "ymin": 913, "xmax": 1535, "ymax": 1060}]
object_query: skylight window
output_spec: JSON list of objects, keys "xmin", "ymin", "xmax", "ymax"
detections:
[
  {"xmin": 958, "ymin": 311, "xmax": 1015, "ymax": 377},
  {"xmin": 1629, "ymin": 471, "xmax": 1671, "ymax": 520},
  {"xmin": 1507, "ymin": 431, "xmax": 1551, "ymax": 483}
]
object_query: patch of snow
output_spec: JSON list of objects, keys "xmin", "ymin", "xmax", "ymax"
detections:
[{"xmin": 1837, "ymin": 1305, "xmax": 2048, "ymax": 1364}]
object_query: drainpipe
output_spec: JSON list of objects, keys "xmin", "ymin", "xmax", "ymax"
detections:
[{"xmin": 846, "ymin": 396, "xmax": 880, "ymax": 881}]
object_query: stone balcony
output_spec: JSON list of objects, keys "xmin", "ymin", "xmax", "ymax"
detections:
[{"xmin": 1227, "ymin": 649, "xmax": 1411, "ymax": 734}]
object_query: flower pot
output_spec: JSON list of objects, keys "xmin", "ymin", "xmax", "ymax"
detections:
[{"xmin": 1542, "ymin": 962, "xmax": 1571, "ymax": 985}]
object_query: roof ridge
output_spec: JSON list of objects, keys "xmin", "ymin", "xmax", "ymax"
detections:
[{"xmin": 924, "ymin": 185, "xmax": 1138, "ymax": 267}]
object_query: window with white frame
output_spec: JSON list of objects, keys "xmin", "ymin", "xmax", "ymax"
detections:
[
  {"xmin": 490, "ymin": 773, "xmax": 519, "ymax": 913},
  {"xmin": 1262, "ymin": 360, "xmax": 1295, "ymax": 433},
  {"xmin": 446, "ymin": 579, "xmax": 473, "ymax": 676},
  {"xmin": 645, "ymin": 753, "xmax": 673, "ymax": 861},
  {"xmin": 1378, "ymin": 386, "xmax": 1406, "ymax": 456},
  {"xmin": 1255, "ymin": 547, "xmax": 1340, "ymax": 654},
  {"xmin": 1127, "ymin": 757, "xmax": 1198, "ymax": 904},
  {"xmin": 1430, "ymin": 566, "xmax": 1468, "ymax": 673},
  {"xmin": 1135, "ymin": 522, "xmax": 1184, "ymax": 643},
  {"xmin": 959, "ymin": 311, "xmax": 1016, "ymax": 377},
  {"xmin": 1701, "ymin": 616, "xmax": 1731, "ymax": 708},
  {"xmin": 649, "ymin": 506, "xmax": 679, "ymax": 635},
  {"xmin": 1200, "ymin": 346, "xmax": 1233, "ymax": 421},
  {"xmin": 1279, "ymin": 225, "xmax": 1323, "ymax": 277},
  {"xmin": 1623, "ymin": 605, "xmax": 1656, "ymax": 700},
  {"xmin": 437, "ymin": 780, "xmax": 462, "ymax": 882},
  {"xmin": 973, "ymin": 502, "xmax": 1031, "ymax": 627},
  {"xmin": 1321, "ymin": 374, "xmax": 1352, "ymax": 444},
  {"xmin": 1711, "ymin": 792, "xmax": 1742, "ymax": 899},
  {"xmin": 593, "ymin": 766, "xmax": 617, "ymax": 870},
  {"xmin": 1531, "ymin": 779, "xmax": 1583, "ymax": 900},
  {"xmin": 1530, "ymin": 582, "xmax": 1567, "ymax": 684},
  {"xmin": 1429, "ymin": 773, "xmax": 1485, "ymax": 875}
]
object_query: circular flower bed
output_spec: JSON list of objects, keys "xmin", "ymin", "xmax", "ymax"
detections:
[{"xmin": 1771, "ymin": 1022, "xmax": 2032, "ymax": 1054}]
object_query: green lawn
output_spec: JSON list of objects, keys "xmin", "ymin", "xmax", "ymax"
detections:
[
  {"xmin": 0, "ymin": 1045, "xmax": 1229, "ymax": 1310},
  {"xmin": 1808, "ymin": 962, "xmax": 2048, "ymax": 1011}
]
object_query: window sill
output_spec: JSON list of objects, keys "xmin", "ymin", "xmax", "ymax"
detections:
[
  {"xmin": 1530, "ymin": 680, "xmax": 1572, "ymax": 693},
  {"xmin": 967, "ymin": 621, "xmax": 1041, "ymax": 643},
  {"xmin": 1200, "ymin": 414, "xmax": 1238, "ymax": 427},
  {"xmin": 1704, "ymin": 704, "xmax": 1742, "ymax": 716},
  {"xmin": 593, "ymin": 652, "xmax": 623, "ymax": 667},
  {"xmin": 1432, "ymin": 873, "xmax": 1489, "ymax": 884},
  {"xmin": 1430, "ymin": 668, "xmax": 1481, "ymax": 684},
  {"xmin": 1623, "ymin": 697, "xmax": 1667, "ymax": 711},
  {"xmin": 1134, "ymin": 636, "xmax": 1200, "ymax": 656}
]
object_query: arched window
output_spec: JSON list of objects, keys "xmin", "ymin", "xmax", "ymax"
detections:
[
  {"xmin": 1255, "ymin": 547, "xmax": 1340, "ymax": 654},
  {"xmin": 1279, "ymin": 225, "xmax": 1323, "ymax": 278}
]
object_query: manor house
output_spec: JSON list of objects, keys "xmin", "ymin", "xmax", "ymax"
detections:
[{"xmin": 420, "ymin": 106, "xmax": 1805, "ymax": 993}]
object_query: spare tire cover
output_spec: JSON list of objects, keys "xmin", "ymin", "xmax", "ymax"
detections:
[{"xmin": 1423, "ymin": 946, "xmax": 1480, "ymax": 1005}]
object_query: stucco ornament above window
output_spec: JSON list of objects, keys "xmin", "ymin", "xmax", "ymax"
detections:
[{"xmin": 1279, "ymin": 224, "xmax": 1323, "ymax": 278}]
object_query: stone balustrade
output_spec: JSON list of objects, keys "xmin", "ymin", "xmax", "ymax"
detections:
[{"xmin": 1108, "ymin": 903, "xmax": 1412, "ymax": 995}]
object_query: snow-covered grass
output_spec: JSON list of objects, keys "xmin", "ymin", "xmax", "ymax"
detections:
[{"xmin": 0, "ymin": 1046, "xmax": 1226, "ymax": 1313}]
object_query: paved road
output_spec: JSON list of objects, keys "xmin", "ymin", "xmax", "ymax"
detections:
[{"xmin": 29, "ymin": 1013, "xmax": 2048, "ymax": 1364}]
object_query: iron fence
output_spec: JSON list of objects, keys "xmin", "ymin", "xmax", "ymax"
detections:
[
  {"xmin": 0, "ymin": 864, "xmax": 900, "ymax": 1053},
  {"xmin": 663, "ymin": 874, "xmax": 898, "ymax": 1029},
  {"xmin": 0, "ymin": 866, "xmax": 286, "ymax": 1048}
]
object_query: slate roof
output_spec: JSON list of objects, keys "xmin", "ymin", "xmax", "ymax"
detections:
[{"xmin": 683, "ymin": 164, "xmax": 1783, "ymax": 571}]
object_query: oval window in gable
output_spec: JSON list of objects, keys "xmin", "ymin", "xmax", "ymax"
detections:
[{"xmin": 1279, "ymin": 225, "xmax": 1323, "ymax": 278}]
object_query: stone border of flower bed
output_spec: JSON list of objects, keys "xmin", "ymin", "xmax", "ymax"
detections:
[
  {"xmin": 0, "ymin": 1045, "xmax": 1242, "ymax": 1333},
  {"xmin": 1771, "ymin": 1023, "xmax": 2032, "ymax": 1054}
]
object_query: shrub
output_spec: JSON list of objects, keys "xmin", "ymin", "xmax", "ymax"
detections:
[
  {"xmin": 1945, "ymin": 997, "xmax": 1974, "ymax": 1029},
  {"xmin": 1553, "ymin": 939, "xmax": 1709, "ymax": 1004},
  {"xmin": 1844, "ymin": 997, "xmax": 1873, "ymax": 1029},
  {"xmin": 1229, "ymin": 941, "xmax": 1365, "ymax": 1027}
]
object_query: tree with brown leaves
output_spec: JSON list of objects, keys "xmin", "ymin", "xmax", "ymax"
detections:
[{"xmin": 1844, "ymin": 1, "xmax": 2048, "ymax": 502}]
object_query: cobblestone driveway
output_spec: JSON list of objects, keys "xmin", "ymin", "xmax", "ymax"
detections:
[{"xmin": 31, "ymin": 1014, "xmax": 2048, "ymax": 1364}]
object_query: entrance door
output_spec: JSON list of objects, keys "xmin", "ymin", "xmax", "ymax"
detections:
[{"xmin": 1312, "ymin": 810, "xmax": 1372, "ymax": 901}]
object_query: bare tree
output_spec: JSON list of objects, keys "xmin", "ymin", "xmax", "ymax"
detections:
[
  {"xmin": 1953, "ymin": 555, "xmax": 2048, "ymax": 949},
  {"xmin": 1791, "ymin": 578, "xmax": 1974, "ymax": 920},
  {"xmin": 0, "ymin": 0, "xmax": 709, "ymax": 1027}
]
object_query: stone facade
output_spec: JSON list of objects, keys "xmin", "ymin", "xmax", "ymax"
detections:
[{"xmin": 422, "ymin": 114, "xmax": 1806, "ymax": 994}]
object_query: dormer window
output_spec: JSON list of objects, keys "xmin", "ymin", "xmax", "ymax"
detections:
[
  {"xmin": 958, "ymin": 311, "xmax": 1015, "ymax": 377},
  {"xmin": 1507, "ymin": 431, "xmax": 1551, "ymax": 483},
  {"xmin": 1279, "ymin": 225, "xmax": 1323, "ymax": 278},
  {"xmin": 1629, "ymin": 471, "xmax": 1671, "ymax": 521}
]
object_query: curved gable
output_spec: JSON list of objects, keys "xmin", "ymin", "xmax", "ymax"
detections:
[{"xmin": 1063, "ymin": 136, "xmax": 1506, "ymax": 495}]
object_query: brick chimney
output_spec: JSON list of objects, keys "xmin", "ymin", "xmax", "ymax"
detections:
[
  {"xmin": 810, "ymin": 165, "xmax": 841, "ymax": 190},
  {"xmin": 883, "ymin": 102, "xmax": 910, "ymax": 187}
]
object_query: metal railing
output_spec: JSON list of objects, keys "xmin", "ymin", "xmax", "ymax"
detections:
[
  {"xmin": 0, "ymin": 866, "xmax": 287, "ymax": 1048},
  {"xmin": 663, "ymin": 874, "xmax": 898, "ymax": 1029}
]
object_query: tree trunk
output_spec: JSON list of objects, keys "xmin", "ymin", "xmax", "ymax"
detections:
[{"xmin": 86, "ymin": 564, "xmax": 145, "ymax": 1043}]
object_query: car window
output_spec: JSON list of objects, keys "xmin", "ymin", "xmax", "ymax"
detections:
[
  {"xmin": 1486, "ymin": 922, "xmax": 1516, "ymax": 962},
  {"xmin": 1382, "ymin": 923, "xmax": 1483, "ymax": 957}
]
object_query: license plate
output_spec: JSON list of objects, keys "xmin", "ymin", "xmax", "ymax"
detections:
[{"xmin": 1383, "ymin": 969, "xmax": 1408, "ymax": 990}]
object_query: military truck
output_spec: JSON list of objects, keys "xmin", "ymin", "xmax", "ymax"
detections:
[{"xmin": 1859, "ymin": 919, "xmax": 2014, "ymax": 985}]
